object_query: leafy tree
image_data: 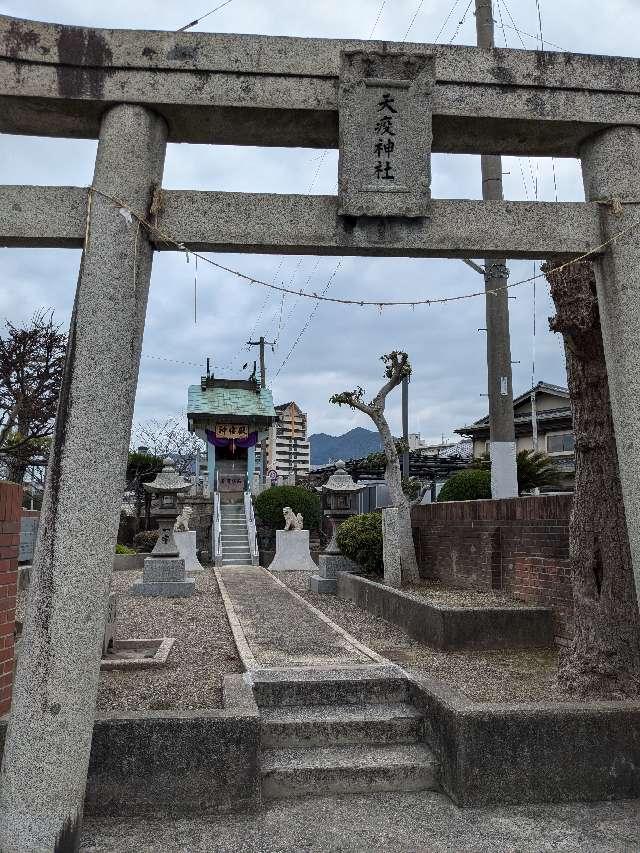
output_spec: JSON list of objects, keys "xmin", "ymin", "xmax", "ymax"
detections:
[
  {"xmin": 253, "ymin": 485, "xmax": 321, "ymax": 530},
  {"xmin": 473, "ymin": 449, "xmax": 562, "ymax": 493},
  {"xmin": 0, "ymin": 311, "xmax": 66, "ymax": 484},
  {"xmin": 330, "ymin": 352, "xmax": 419, "ymax": 584},
  {"xmin": 514, "ymin": 450, "xmax": 562, "ymax": 492},
  {"xmin": 437, "ymin": 469, "xmax": 491, "ymax": 502},
  {"xmin": 336, "ymin": 513, "xmax": 383, "ymax": 575}
]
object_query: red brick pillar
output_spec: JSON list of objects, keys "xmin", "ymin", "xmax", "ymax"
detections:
[{"xmin": 0, "ymin": 482, "xmax": 22, "ymax": 716}]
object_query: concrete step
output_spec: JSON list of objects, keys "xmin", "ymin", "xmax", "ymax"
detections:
[
  {"xmin": 223, "ymin": 551, "xmax": 251, "ymax": 560},
  {"xmin": 221, "ymin": 559, "xmax": 253, "ymax": 566},
  {"xmin": 252, "ymin": 666, "xmax": 408, "ymax": 708},
  {"xmin": 261, "ymin": 743, "xmax": 438, "ymax": 800},
  {"xmin": 221, "ymin": 537, "xmax": 249, "ymax": 544},
  {"xmin": 261, "ymin": 702, "xmax": 422, "ymax": 748}
]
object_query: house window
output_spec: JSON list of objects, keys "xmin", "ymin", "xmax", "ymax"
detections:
[{"xmin": 546, "ymin": 432, "xmax": 575, "ymax": 454}]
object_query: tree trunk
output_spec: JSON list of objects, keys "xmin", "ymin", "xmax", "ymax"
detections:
[
  {"xmin": 372, "ymin": 411, "xmax": 420, "ymax": 584},
  {"xmin": 546, "ymin": 260, "xmax": 640, "ymax": 698}
]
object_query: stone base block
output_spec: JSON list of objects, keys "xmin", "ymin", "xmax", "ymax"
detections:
[
  {"xmin": 131, "ymin": 579, "xmax": 196, "ymax": 597},
  {"xmin": 268, "ymin": 529, "xmax": 317, "ymax": 572},
  {"xmin": 142, "ymin": 556, "xmax": 186, "ymax": 583},
  {"xmin": 309, "ymin": 575, "xmax": 337, "ymax": 594},
  {"xmin": 175, "ymin": 530, "xmax": 205, "ymax": 573},
  {"xmin": 318, "ymin": 553, "xmax": 359, "ymax": 580}
]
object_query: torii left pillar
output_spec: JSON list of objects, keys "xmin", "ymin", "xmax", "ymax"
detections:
[{"xmin": 0, "ymin": 104, "xmax": 167, "ymax": 853}]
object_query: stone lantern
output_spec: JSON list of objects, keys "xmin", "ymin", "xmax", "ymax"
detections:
[
  {"xmin": 131, "ymin": 458, "xmax": 195, "ymax": 597},
  {"xmin": 309, "ymin": 460, "xmax": 365, "ymax": 594}
]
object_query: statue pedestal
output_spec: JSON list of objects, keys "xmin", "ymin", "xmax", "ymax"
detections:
[
  {"xmin": 174, "ymin": 530, "xmax": 204, "ymax": 573},
  {"xmin": 309, "ymin": 552, "xmax": 359, "ymax": 594},
  {"xmin": 131, "ymin": 556, "xmax": 195, "ymax": 597},
  {"xmin": 268, "ymin": 529, "xmax": 317, "ymax": 572}
]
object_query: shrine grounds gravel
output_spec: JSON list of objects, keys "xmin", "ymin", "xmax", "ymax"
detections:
[
  {"xmin": 280, "ymin": 572, "xmax": 565, "ymax": 703},
  {"xmin": 95, "ymin": 569, "xmax": 241, "ymax": 713},
  {"xmin": 81, "ymin": 790, "xmax": 640, "ymax": 852}
]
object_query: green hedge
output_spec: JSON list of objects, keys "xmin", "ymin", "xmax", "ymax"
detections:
[
  {"xmin": 133, "ymin": 529, "xmax": 159, "ymax": 552},
  {"xmin": 253, "ymin": 485, "xmax": 321, "ymax": 530},
  {"xmin": 336, "ymin": 512, "xmax": 383, "ymax": 575},
  {"xmin": 437, "ymin": 468, "xmax": 491, "ymax": 502}
]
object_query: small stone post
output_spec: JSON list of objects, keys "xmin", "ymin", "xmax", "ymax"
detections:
[
  {"xmin": 580, "ymin": 126, "xmax": 640, "ymax": 604},
  {"xmin": 382, "ymin": 506, "xmax": 402, "ymax": 589},
  {"xmin": 0, "ymin": 104, "xmax": 167, "ymax": 853}
]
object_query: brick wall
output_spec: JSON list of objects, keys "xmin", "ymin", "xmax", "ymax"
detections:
[
  {"xmin": 0, "ymin": 481, "xmax": 22, "ymax": 716},
  {"xmin": 411, "ymin": 495, "xmax": 574, "ymax": 639}
]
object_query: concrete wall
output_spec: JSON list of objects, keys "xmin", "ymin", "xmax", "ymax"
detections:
[
  {"xmin": 0, "ymin": 675, "xmax": 261, "ymax": 816},
  {"xmin": 411, "ymin": 496, "xmax": 573, "ymax": 639},
  {"xmin": 0, "ymin": 482, "xmax": 21, "ymax": 715},
  {"xmin": 337, "ymin": 573, "xmax": 554, "ymax": 651},
  {"xmin": 411, "ymin": 677, "xmax": 640, "ymax": 807}
]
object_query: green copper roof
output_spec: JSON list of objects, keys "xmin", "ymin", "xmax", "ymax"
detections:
[{"xmin": 188, "ymin": 384, "xmax": 277, "ymax": 421}]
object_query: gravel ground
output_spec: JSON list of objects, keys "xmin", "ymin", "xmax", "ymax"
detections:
[
  {"xmin": 95, "ymin": 569, "xmax": 241, "ymax": 713},
  {"xmin": 280, "ymin": 572, "xmax": 564, "ymax": 703},
  {"xmin": 81, "ymin": 790, "xmax": 640, "ymax": 852},
  {"xmin": 398, "ymin": 579, "xmax": 538, "ymax": 609}
]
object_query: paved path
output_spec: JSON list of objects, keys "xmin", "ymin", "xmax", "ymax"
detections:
[
  {"xmin": 82, "ymin": 790, "xmax": 640, "ymax": 852},
  {"xmin": 216, "ymin": 566, "xmax": 383, "ymax": 669}
]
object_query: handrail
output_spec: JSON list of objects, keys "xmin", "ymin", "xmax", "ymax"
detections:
[
  {"xmin": 213, "ymin": 490, "xmax": 222, "ymax": 566},
  {"xmin": 244, "ymin": 489, "xmax": 259, "ymax": 566}
]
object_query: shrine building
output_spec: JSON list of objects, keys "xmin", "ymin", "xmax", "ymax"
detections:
[{"xmin": 187, "ymin": 371, "xmax": 277, "ymax": 498}]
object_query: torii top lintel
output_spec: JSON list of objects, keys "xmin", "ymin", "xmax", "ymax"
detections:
[{"xmin": 2, "ymin": 13, "xmax": 640, "ymax": 157}]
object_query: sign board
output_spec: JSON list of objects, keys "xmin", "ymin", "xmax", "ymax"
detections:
[
  {"xmin": 216, "ymin": 423, "xmax": 248, "ymax": 440},
  {"xmin": 268, "ymin": 469, "xmax": 278, "ymax": 483},
  {"xmin": 338, "ymin": 50, "xmax": 435, "ymax": 218}
]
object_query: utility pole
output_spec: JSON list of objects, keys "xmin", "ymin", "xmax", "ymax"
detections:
[
  {"xmin": 475, "ymin": 0, "xmax": 519, "ymax": 499},
  {"xmin": 401, "ymin": 375, "xmax": 410, "ymax": 480},
  {"xmin": 246, "ymin": 335, "xmax": 275, "ymax": 482}
]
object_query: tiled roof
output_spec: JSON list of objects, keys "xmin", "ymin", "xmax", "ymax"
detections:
[{"xmin": 188, "ymin": 385, "xmax": 277, "ymax": 420}]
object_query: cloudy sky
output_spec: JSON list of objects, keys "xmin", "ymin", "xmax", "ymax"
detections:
[{"xmin": 2, "ymin": 0, "xmax": 638, "ymax": 444}]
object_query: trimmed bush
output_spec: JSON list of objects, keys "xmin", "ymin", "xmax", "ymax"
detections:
[
  {"xmin": 336, "ymin": 512, "xmax": 383, "ymax": 575},
  {"xmin": 253, "ymin": 485, "xmax": 321, "ymax": 530},
  {"xmin": 437, "ymin": 468, "xmax": 491, "ymax": 502},
  {"xmin": 133, "ymin": 529, "xmax": 159, "ymax": 552}
]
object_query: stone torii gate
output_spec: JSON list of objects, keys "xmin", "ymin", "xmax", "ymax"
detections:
[{"xmin": 1, "ymin": 12, "xmax": 640, "ymax": 851}]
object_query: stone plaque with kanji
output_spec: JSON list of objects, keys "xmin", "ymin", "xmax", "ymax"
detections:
[{"xmin": 338, "ymin": 50, "xmax": 435, "ymax": 218}]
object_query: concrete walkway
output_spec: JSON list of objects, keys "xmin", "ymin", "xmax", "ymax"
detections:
[
  {"xmin": 216, "ymin": 566, "xmax": 382, "ymax": 669},
  {"xmin": 82, "ymin": 790, "xmax": 640, "ymax": 852}
]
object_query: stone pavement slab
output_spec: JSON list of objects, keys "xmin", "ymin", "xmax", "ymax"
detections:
[
  {"xmin": 216, "ymin": 566, "xmax": 381, "ymax": 669},
  {"xmin": 81, "ymin": 790, "xmax": 640, "ymax": 852}
]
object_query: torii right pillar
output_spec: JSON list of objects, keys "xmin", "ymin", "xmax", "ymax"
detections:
[{"xmin": 581, "ymin": 126, "xmax": 640, "ymax": 600}]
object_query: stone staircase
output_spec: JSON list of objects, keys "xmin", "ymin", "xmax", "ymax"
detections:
[
  {"xmin": 220, "ymin": 502, "xmax": 251, "ymax": 566},
  {"xmin": 254, "ymin": 667, "xmax": 439, "ymax": 800}
]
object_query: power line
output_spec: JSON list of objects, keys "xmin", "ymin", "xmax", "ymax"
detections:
[
  {"xmin": 449, "ymin": 0, "xmax": 473, "ymax": 43},
  {"xmin": 433, "ymin": 0, "xmax": 461, "ymax": 42},
  {"xmin": 274, "ymin": 261, "xmax": 343, "ymax": 378},
  {"xmin": 402, "ymin": 0, "xmax": 425, "ymax": 41},
  {"xmin": 177, "ymin": 0, "xmax": 235, "ymax": 32},
  {"xmin": 368, "ymin": 0, "xmax": 389, "ymax": 39}
]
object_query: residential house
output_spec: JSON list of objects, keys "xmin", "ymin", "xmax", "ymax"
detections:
[{"xmin": 455, "ymin": 381, "xmax": 575, "ymax": 488}]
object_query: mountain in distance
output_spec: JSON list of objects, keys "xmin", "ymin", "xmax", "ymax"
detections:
[{"xmin": 309, "ymin": 427, "xmax": 382, "ymax": 466}]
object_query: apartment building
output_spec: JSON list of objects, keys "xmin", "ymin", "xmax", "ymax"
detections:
[{"xmin": 255, "ymin": 401, "xmax": 311, "ymax": 479}]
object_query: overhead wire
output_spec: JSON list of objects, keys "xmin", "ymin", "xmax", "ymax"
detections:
[
  {"xmin": 433, "ymin": 0, "xmax": 462, "ymax": 43},
  {"xmin": 448, "ymin": 0, "xmax": 473, "ymax": 43},
  {"xmin": 177, "ymin": 0, "xmax": 235, "ymax": 32}
]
